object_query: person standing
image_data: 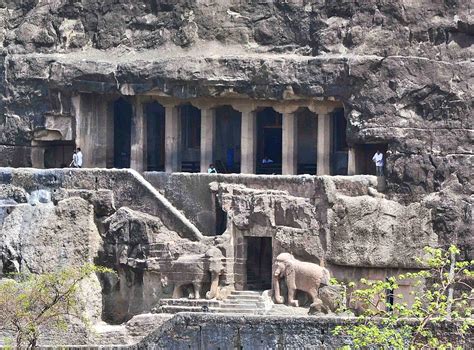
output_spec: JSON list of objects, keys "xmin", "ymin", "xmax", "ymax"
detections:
[
  {"xmin": 69, "ymin": 149, "xmax": 78, "ymax": 168},
  {"xmin": 372, "ymin": 150, "xmax": 384, "ymax": 176},
  {"xmin": 76, "ymin": 148, "xmax": 83, "ymax": 168},
  {"xmin": 70, "ymin": 148, "xmax": 83, "ymax": 168}
]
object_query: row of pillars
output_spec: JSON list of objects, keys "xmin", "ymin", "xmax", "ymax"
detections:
[{"xmin": 129, "ymin": 97, "xmax": 334, "ymax": 175}]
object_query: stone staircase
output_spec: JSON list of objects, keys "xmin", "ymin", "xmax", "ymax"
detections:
[
  {"xmin": 219, "ymin": 290, "xmax": 266, "ymax": 314},
  {"xmin": 156, "ymin": 290, "xmax": 268, "ymax": 315}
]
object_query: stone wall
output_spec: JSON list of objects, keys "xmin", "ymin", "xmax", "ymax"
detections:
[
  {"xmin": 134, "ymin": 313, "xmax": 474, "ymax": 350},
  {"xmin": 0, "ymin": 1, "xmax": 471, "ymax": 263},
  {"xmin": 144, "ymin": 171, "xmax": 332, "ymax": 234}
]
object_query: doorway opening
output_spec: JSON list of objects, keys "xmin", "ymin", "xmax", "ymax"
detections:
[
  {"xmin": 296, "ymin": 108, "xmax": 317, "ymax": 175},
  {"xmin": 215, "ymin": 105, "xmax": 241, "ymax": 173},
  {"xmin": 113, "ymin": 98, "xmax": 132, "ymax": 168},
  {"xmin": 180, "ymin": 104, "xmax": 201, "ymax": 172},
  {"xmin": 256, "ymin": 108, "xmax": 282, "ymax": 174},
  {"xmin": 43, "ymin": 141, "xmax": 75, "ymax": 168},
  {"xmin": 332, "ymin": 108, "xmax": 348, "ymax": 175},
  {"xmin": 146, "ymin": 102, "xmax": 165, "ymax": 171},
  {"xmin": 215, "ymin": 195, "xmax": 227, "ymax": 236},
  {"xmin": 245, "ymin": 237, "xmax": 272, "ymax": 291},
  {"xmin": 353, "ymin": 143, "xmax": 388, "ymax": 175}
]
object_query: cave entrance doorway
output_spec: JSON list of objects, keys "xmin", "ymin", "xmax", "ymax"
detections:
[
  {"xmin": 180, "ymin": 104, "xmax": 201, "ymax": 172},
  {"xmin": 113, "ymin": 98, "xmax": 132, "ymax": 168},
  {"xmin": 145, "ymin": 102, "xmax": 165, "ymax": 171},
  {"xmin": 296, "ymin": 108, "xmax": 317, "ymax": 175},
  {"xmin": 331, "ymin": 108, "xmax": 348, "ymax": 175},
  {"xmin": 353, "ymin": 143, "xmax": 388, "ymax": 175},
  {"xmin": 215, "ymin": 105, "xmax": 241, "ymax": 173},
  {"xmin": 245, "ymin": 237, "xmax": 272, "ymax": 291},
  {"xmin": 42, "ymin": 141, "xmax": 75, "ymax": 168},
  {"xmin": 256, "ymin": 108, "xmax": 282, "ymax": 174}
]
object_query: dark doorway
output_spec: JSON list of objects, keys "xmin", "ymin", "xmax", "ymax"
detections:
[
  {"xmin": 215, "ymin": 106, "xmax": 241, "ymax": 173},
  {"xmin": 354, "ymin": 143, "xmax": 388, "ymax": 175},
  {"xmin": 180, "ymin": 104, "xmax": 201, "ymax": 172},
  {"xmin": 257, "ymin": 108, "xmax": 282, "ymax": 174},
  {"xmin": 113, "ymin": 98, "xmax": 132, "ymax": 168},
  {"xmin": 245, "ymin": 237, "xmax": 272, "ymax": 291},
  {"xmin": 215, "ymin": 195, "xmax": 227, "ymax": 235},
  {"xmin": 146, "ymin": 102, "xmax": 165, "ymax": 171},
  {"xmin": 332, "ymin": 108, "xmax": 348, "ymax": 175},
  {"xmin": 297, "ymin": 108, "xmax": 317, "ymax": 175},
  {"xmin": 43, "ymin": 142, "xmax": 75, "ymax": 168}
]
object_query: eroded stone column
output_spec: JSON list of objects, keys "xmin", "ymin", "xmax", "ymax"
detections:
[
  {"xmin": 164, "ymin": 104, "xmax": 181, "ymax": 172},
  {"xmin": 317, "ymin": 113, "xmax": 331, "ymax": 175},
  {"xmin": 131, "ymin": 96, "xmax": 147, "ymax": 172},
  {"xmin": 239, "ymin": 107, "xmax": 257, "ymax": 174},
  {"xmin": 347, "ymin": 147, "xmax": 356, "ymax": 175},
  {"xmin": 282, "ymin": 112, "xmax": 298, "ymax": 175},
  {"xmin": 200, "ymin": 108, "xmax": 216, "ymax": 173}
]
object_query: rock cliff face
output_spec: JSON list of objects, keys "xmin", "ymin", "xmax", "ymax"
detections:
[{"xmin": 0, "ymin": 1, "xmax": 472, "ymax": 256}]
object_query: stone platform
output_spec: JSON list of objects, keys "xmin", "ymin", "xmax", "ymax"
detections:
[{"xmin": 155, "ymin": 290, "xmax": 268, "ymax": 315}]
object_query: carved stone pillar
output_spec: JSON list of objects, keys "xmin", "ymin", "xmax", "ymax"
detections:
[
  {"xmin": 282, "ymin": 112, "xmax": 298, "ymax": 175},
  {"xmin": 130, "ymin": 96, "xmax": 147, "ymax": 172},
  {"xmin": 237, "ymin": 106, "xmax": 257, "ymax": 174},
  {"xmin": 347, "ymin": 146, "xmax": 357, "ymax": 175},
  {"xmin": 164, "ymin": 104, "xmax": 181, "ymax": 172},
  {"xmin": 317, "ymin": 113, "xmax": 331, "ymax": 175},
  {"xmin": 200, "ymin": 108, "xmax": 216, "ymax": 173}
]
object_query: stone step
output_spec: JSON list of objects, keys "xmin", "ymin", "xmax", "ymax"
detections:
[
  {"xmin": 159, "ymin": 299, "xmax": 221, "ymax": 307},
  {"xmin": 223, "ymin": 299, "xmax": 260, "ymax": 305},
  {"xmin": 226, "ymin": 295, "xmax": 262, "ymax": 301},
  {"xmin": 230, "ymin": 290, "xmax": 262, "ymax": 296},
  {"xmin": 159, "ymin": 305, "xmax": 262, "ymax": 315},
  {"xmin": 214, "ymin": 308, "xmax": 259, "ymax": 314},
  {"xmin": 220, "ymin": 303, "xmax": 262, "ymax": 309},
  {"xmin": 159, "ymin": 305, "xmax": 207, "ymax": 313}
]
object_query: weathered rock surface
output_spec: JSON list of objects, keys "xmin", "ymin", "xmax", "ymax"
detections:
[
  {"xmin": 0, "ymin": 196, "xmax": 101, "ymax": 274},
  {"xmin": 213, "ymin": 178, "xmax": 438, "ymax": 269},
  {"xmin": 133, "ymin": 313, "xmax": 473, "ymax": 350},
  {"xmin": 0, "ymin": 1, "xmax": 472, "ymax": 260}
]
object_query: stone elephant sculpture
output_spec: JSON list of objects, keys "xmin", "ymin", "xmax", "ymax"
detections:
[
  {"xmin": 273, "ymin": 253, "xmax": 330, "ymax": 308},
  {"xmin": 171, "ymin": 247, "xmax": 224, "ymax": 299}
]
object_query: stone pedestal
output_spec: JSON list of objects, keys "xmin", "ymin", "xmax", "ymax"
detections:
[
  {"xmin": 200, "ymin": 108, "xmax": 216, "ymax": 173},
  {"xmin": 165, "ymin": 105, "xmax": 181, "ymax": 172},
  {"xmin": 131, "ymin": 97, "xmax": 147, "ymax": 172},
  {"xmin": 240, "ymin": 109, "xmax": 257, "ymax": 174},
  {"xmin": 282, "ymin": 113, "xmax": 297, "ymax": 175},
  {"xmin": 317, "ymin": 113, "xmax": 331, "ymax": 175}
]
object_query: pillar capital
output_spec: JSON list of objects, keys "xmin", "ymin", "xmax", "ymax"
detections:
[
  {"xmin": 154, "ymin": 97, "xmax": 181, "ymax": 109},
  {"xmin": 231, "ymin": 102, "xmax": 257, "ymax": 114},
  {"xmin": 308, "ymin": 100, "xmax": 341, "ymax": 115},
  {"xmin": 273, "ymin": 103, "xmax": 300, "ymax": 115},
  {"xmin": 190, "ymin": 100, "xmax": 217, "ymax": 110}
]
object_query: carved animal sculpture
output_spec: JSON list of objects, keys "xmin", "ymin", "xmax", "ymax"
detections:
[
  {"xmin": 273, "ymin": 252, "xmax": 330, "ymax": 308},
  {"xmin": 171, "ymin": 247, "xmax": 224, "ymax": 300}
]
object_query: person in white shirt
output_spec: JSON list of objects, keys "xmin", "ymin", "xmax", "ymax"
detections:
[
  {"xmin": 70, "ymin": 148, "xmax": 83, "ymax": 168},
  {"xmin": 76, "ymin": 148, "xmax": 83, "ymax": 168},
  {"xmin": 372, "ymin": 150, "xmax": 384, "ymax": 176}
]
